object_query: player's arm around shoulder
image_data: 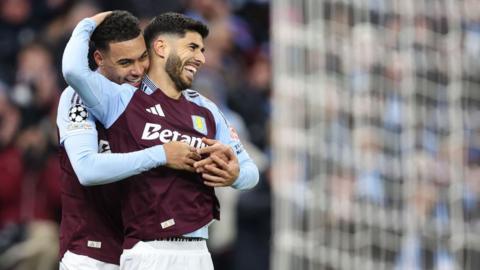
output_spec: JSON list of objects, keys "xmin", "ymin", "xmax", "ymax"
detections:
[
  {"xmin": 62, "ymin": 11, "xmax": 110, "ymax": 91},
  {"xmin": 62, "ymin": 12, "xmax": 134, "ymax": 127},
  {"xmin": 62, "ymin": 15, "xmax": 99, "ymax": 106}
]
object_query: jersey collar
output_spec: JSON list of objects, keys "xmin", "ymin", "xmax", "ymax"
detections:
[{"xmin": 141, "ymin": 75, "xmax": 157, "ymax": 95}]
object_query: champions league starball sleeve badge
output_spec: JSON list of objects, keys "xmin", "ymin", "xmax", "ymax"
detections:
[{"xmin": 69, "ymin": 104, "xmax": 88, "ymax": 123}]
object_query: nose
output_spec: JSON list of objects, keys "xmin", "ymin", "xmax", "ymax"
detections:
[
  {"xmin": 131, "ymin": 62, "xmax": 144, "ymax": 76},
  {"xmin": 196, "ymin": 51, "xmax": 206, "ymax": 65}
]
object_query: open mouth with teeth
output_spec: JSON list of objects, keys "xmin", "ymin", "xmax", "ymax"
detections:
[
  {"xmin": 125, "ymin": 79, "xmax": 142, "ymax": 87},
  {"xmin": 184, "ymin": 63, "xmax": 198, "ymax": 80}
]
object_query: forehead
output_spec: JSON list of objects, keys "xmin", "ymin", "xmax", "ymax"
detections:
[{"xmin": 106, "ymin": 35, "xmax": 146, "ymax": 59}]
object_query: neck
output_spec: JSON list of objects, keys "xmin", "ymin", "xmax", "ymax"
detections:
[
  {"xmin": 98, "ymin": 67, "xmax": 107, "ymax": 78},
  {"xmin": 147, "ymin": 65, "xmax": 182, "ymax": 100}
]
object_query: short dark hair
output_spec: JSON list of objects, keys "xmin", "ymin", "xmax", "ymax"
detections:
[
  {"xmin": 91, "ymin": 10, "xmax": 141, "ymax": 50},
  {"xmin": 144, "ymin": 12, "xmax": 209, "ymax": 50},
  {"xmin": 88, "ymin": 10, "xmax": 141, "ymax": 69}
]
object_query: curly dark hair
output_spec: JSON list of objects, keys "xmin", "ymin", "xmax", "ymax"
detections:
[
  {"xmin": 88, "ymin": 10, "xmax": 141, "ymax": 69},
  {"xmin": 144, "ymin": 12, "xmax": 209, "ymax": 50}
]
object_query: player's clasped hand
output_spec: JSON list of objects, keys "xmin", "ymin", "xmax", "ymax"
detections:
[
  {"xmin": 194, "ymin": 138, "xmax": 240, "ymax": 187},
  {"xmin": 164, "ymin": 141, "xmax": 201, "ymax": 172}
]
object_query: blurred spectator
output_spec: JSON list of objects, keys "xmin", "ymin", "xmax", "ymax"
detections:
[
  {"xmin": 233, "ymin": 173, "xmax": 271, "ymax": 270},
  {"xmin": 185, "ymin": 0, "xmax": 257, "ymax": 54},
  {"xmin": 228, "ymin": 50, "xmax": 271, "ymax": 150},
  {"xmin": 12, "ymin": 42, "xmax": 60, "ymax": 119},
  {"xmin": 0, "ymin": 86, "xmax": 59, "ymax": 270},
  {"xmin": 0, "ymin": 0, "xmax": 34, "ymax": 84},
  {"xmin": 0, "ymin": 19, "xmax": 61, "ymax": 270},
  {"xmin": 101, "ymin": 0, "xmax": 182, "ymax": 18},
  {"xmin": 44, "ymin": 0, "xmax": 100, "ymax": 86},
  {"xmin": 353, "ymin": 127, "xmax": 385, "ymax": 204},
  {"xmin": 0, "ymin": 86, "xmax": 22, "ymax": 230},
  {"xmin": 0, "ymin": 0, "xmax": 70, "ymax": 84},
  {"xmin": 185, "ymin": 0, "xmax": 230, "ymax": 22}
]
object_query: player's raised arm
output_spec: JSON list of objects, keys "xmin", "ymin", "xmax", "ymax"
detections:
[{"xmin": 62, "ymin": 12, "xmax": 136, "ymax": 128}]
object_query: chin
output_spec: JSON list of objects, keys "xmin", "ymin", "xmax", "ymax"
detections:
[
  {"xmin": 131, "ymin": 81, "xmax": 141, "ymax": 87},
  {"xmin": 182, "ymin": 78, "xmax": 193, "ymax": 88},
  {"xmin": 177, "ymin": 79, "xmax": 191, "ymax": 90}
]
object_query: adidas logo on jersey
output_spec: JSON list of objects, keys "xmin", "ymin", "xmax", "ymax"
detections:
[
  {"xmin": 141, "ymin": 123, "xmax": 206, "ymax": 149},
  {"xmin": 146, "ymin": 104, "xmax": 165, "ymax": 117}
]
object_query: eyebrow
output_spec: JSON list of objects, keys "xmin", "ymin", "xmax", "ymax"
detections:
[
  {"xmin": 189, "ymin": 42, "xmax": 205, "ymax": 53},
  {"xmin": 116, "ymin": 50, "xmax": 148, "ymax": 64}
]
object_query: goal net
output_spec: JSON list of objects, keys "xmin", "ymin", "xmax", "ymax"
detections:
[{"xmin": 271, "ymin": 0, "xmax": 480, "ymax": 269}]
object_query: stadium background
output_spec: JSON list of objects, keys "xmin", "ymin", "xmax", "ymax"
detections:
[
  {"xmin": 0, "ymin": 0, "xmax": 270, "ymax": 269},
  {"xmin": 272, "ymin": 0, "xmax": 480, "ymax": 270},
  {"xmin": 1, "ymin": 0, "xmax": 479, "ymax": 270}
]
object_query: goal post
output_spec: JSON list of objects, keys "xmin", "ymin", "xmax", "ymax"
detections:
[{"xmin": 272, "ymin": 0, "xmax": 479, "ymax": 269}]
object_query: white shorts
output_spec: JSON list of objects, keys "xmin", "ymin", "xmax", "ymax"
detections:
[
  {"xmin": 60, "ymin": 251, "xmax": 119, "ymax": 270},
  {"xmin": 120, "ymin": 240, "xmax": 214, "ymax": 270}
]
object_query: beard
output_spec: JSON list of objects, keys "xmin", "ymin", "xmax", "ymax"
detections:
[{"xmin": 165, "ymin": 52, "xmax": 191, "ymax": 91}]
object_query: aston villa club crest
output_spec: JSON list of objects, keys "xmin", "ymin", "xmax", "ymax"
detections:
[{"xmin": 192, "ymin": 115, "xmax": 207, "ymax": 135}]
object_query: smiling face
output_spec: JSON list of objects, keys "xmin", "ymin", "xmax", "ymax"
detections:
[
  {"xmin": 164, "ymin": 31, "xmax": 206, "ymax": 91},
  {"xmin": 94, "ymin": 34, "xmax": 149, "ymax": 87}
]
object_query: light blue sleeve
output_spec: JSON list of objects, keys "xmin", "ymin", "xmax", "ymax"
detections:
[
  {"xmin": 62, "ymin": 18, "xmax": 135, "ymax": 128},
  {"xmin": 57, "ymin": 87, "xmax": 97, "ymax": 145},
  {"xmin": 63, "ymin": 134, "xmax": 166, "ymax": 186},
  {"xmin": 57, "ymin": 88, "xmax": 166, "ymax": 186},
  {"xmin": 185, "ymin": 92, "xmax": 259, "ymax": 190},
  {"xmin": 214, "ymin": 110, "xmax": 259, "ymax": 190}
]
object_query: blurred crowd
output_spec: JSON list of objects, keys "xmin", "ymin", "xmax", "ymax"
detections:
[
  {"xmin": 0, "ymin": 0, "xmax": 271, "ymax": 270},
  {"xmin": 293, "ymin": 1, "xmax": 480, "ymax": 269}
]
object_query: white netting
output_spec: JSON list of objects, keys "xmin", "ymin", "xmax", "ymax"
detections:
[{"xmin": 272, "ymin": 0, "xmax": 480, "ymax": 269}]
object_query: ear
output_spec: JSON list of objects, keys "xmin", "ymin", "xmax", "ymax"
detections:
[
  {"xmin": 153, "ymin": 38, "xmax": 167, "ymax": 59},
  {"xmin": 93, "ymin": 50, "xmax": 104, "ymax": 66}
]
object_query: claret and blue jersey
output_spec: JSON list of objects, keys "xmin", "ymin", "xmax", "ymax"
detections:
[
  {"xmin": 103, "ymin": 75, "xmax": 244, "ymax": 248},
  {"xmin": 57, "ymin": 90, "xmax": 124, "ymax": 264},
  {"xmin": 61, "ymin": 18, "xmax": 259, "ymax": 250}
]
